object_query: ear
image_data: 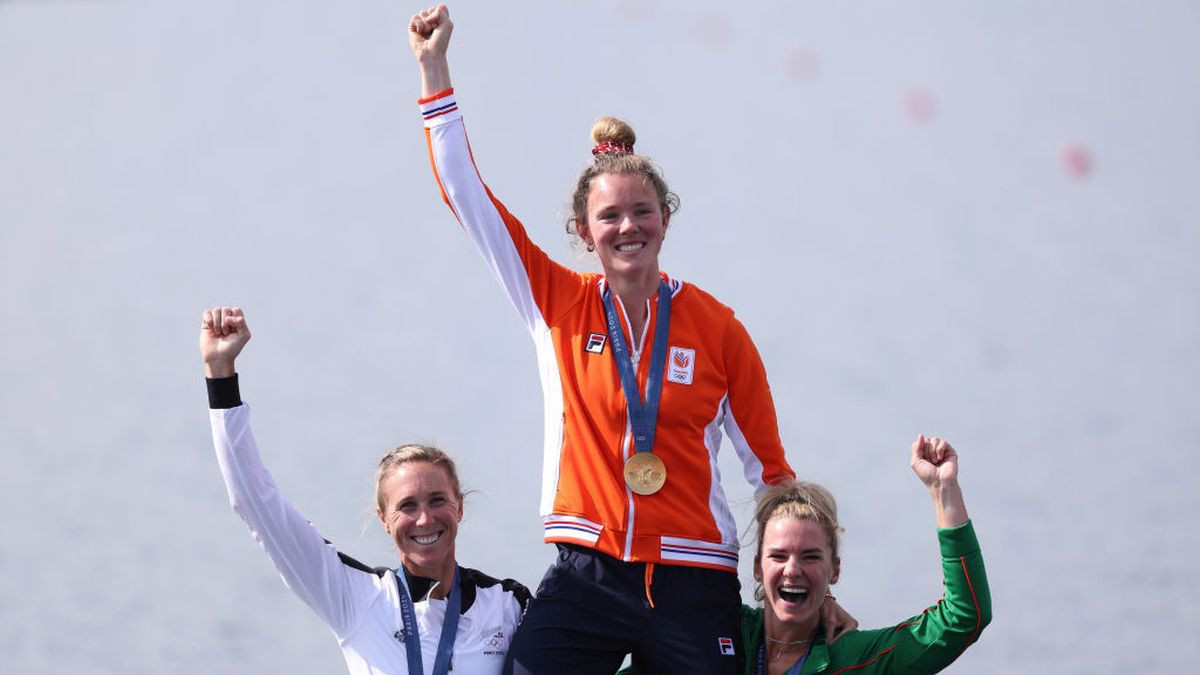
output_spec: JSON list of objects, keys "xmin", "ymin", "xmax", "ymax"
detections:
[
  {"xmin": 661, "ymin": 208, "xmax": 670, "ymax": 235},
  {"xmin": 752, "ymin": 555, "xmax": 763, "ymax": 583},
  {"xmin": 455, "ymin": 496, "xmax": 464, "ymax": 522},
  {"xmin": 577, "ymin": 220, "xmax": 594, "ymax": 247},
  {"xmin": 830, "ymin": 558, "xmax": 841, "ymax": 586},
  {"xmin": 376, "ymin": 507, "xmax": 388, "ymax": 531}
]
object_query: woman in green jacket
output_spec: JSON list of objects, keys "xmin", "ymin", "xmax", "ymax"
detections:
[{"xmin": 745, "ymin": 434, "xmax": 990, "ymax": 674}]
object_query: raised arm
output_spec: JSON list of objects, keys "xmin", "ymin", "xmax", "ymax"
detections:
[
  {"xmin": 851, "ymin": 434, "xmax": 989, "ymax": 672},
  {"xmin": 410, "ymin": 4, "xmax": 454, "ymax": 96},
  {"xmin": 200, "ymin": 307, "xmax": 378, "ymax": 636},
  {"xmin": 410, "ymin": 3, "xmax": 590, "ymax": 333},
  {"xmin": 910, "ymin": 434, "xmax": 969, "ymax": 528}
]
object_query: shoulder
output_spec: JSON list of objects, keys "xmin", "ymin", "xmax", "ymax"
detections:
[
  {"xmin": 333, "ymin": 551, "xmax": 390, "ymax": 578},
  {"xmin": 672, "ymin": 279, "xmax": 735, "ymax": 317},
  {"xmin": 460, "ymin": 566, "xmax": 532, "ymax": 612},
  {"xmin": 667, "ymin": 280, "xmax": 740, "ymax": 343},
  {"xmin": 579, "ymin": 271, "xmax": 604, "ymax": 290}
]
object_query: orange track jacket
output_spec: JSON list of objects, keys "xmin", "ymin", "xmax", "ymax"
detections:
[{"xmin": 421, "ymin": 90, "xmax": 795, "ymax": 572}]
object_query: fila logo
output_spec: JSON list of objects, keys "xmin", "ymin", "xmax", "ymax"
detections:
[
  {"xmin": 585, "ymin": 333, "xmax": 607, "ymax": 354},
  {"xmin": 668, "ymin": 346, "xmax": 695, "ymax": 385},
  {"xmin": 718, "ymin": 636, "xmax": 735, "ymax": 656}
]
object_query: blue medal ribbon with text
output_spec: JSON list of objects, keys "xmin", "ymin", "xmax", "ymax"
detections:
[
  {"xmin": 395, "ymin": 565, "xmax": 462, "ymax": 675},
  {"xmin": 601, "ymin": 278, "xmax": 672, "ymax": 457}
]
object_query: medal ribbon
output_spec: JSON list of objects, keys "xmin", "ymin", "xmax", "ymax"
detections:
[
  {"xmin": 396, "ymin": 565, "xmax": 462, "ymax": 675},
  {"xmin": 601, "ymin": 279, "xmax": 672, "ymax": 457}
]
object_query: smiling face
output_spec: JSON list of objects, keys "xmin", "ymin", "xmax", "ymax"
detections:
[
  {"xmin": 755, "ymin": 516, "xmax": 841, "ymax": 635},
  {"xmin": 376, "ymin": 461, "xmax": 462, "ymax": 581},
  {"xmin": 579, "ymin": 172, "xmax": 669, "ymax": 292}
]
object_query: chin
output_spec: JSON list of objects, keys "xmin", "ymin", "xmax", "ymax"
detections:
[
  {"xmin": 772, "ymin": 602, "xmax": 818, "ymax": 626},
  {"xmin": 408, "ymin": 549, "xmax": 453, "ymax": 575}
]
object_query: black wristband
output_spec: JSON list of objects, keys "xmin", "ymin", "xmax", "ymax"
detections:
[{"xmin": 206, "ymin": 373, "xmax": 242, "ymax": 409}]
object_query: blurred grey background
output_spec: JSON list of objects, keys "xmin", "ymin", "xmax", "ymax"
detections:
[{"xmin": 2, "ymin": 1, "xmax": 1197, "ymax": 672}]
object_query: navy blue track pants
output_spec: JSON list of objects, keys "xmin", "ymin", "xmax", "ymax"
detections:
[{"xmin": 503, "ymin": 544, "xmax": 743, "ymax": 675}]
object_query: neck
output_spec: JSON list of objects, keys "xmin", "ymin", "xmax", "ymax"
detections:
[
  {"xmin": 607, "ymin": 268, "xmax": 662, "ymax": 338},
  {"xmin": 402, "ymin": 557, "xmax": 457, "ymax": 600},
  {"xmin": 607, "ymin": 267, "xmax": 661, "ymax": 306},
  {"xmin": 764, "ymin": 608, "xmax": 819, "ymax": 653}
]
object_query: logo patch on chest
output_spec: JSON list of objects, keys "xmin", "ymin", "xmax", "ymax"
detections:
[
  {"xmin": 483, "ymin": 627, "xmax": 507, "ymax": 656},
  {"xmin": 668, "ymin": 347, "xmax": 695, "ymax": 385},
  {"xmin": 585, "ymin": 333, "xmax": 607, "ymax": 354}
]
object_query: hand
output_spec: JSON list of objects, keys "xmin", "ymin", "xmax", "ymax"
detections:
[
  {"xmin": 910, "ymin": 434, "xmax": 958, "ymax": 489},
  {"xmin": 409, "ymin": 4, "xmax": 453, "ymax": 63},
  {"xmin": 200, "ymin": 306, "xmax": 251, "ymax": 378},
  {"xmin": 821, "ymin": 594, "xmax": 858, "ymax": 644},
  {"xmin": 911, "ymin": 434, "xmax": 969, "ymax": 527}
]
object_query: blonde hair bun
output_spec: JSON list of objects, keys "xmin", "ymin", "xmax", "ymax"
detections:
[{"xmin": 591, "ymin": 116, "xmax": 637, "ymax": 148}]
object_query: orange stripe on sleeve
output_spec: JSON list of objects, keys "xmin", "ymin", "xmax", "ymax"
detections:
[
  {"xmin": 952, "ymin": 555, "xmax": 984, "ymax": 659},
  {"xmin": 827, "ymin": 645, "xmax": 897, "ymax": 674}
]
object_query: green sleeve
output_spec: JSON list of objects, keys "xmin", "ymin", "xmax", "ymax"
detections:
[
  {"xmin": 866, "ymin": 521, "xmax": 992, "ymax": 672},
  {"xmin": 815, "ymin": 521, "xmax": 990, "ymax": 673}
]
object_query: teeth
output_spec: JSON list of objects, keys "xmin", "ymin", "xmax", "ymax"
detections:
[
  {"xmin": 778, "ymin": 586, "xmax": 809, "ymax": 602},
  {"xmin": 413, "ymin": 533, "xmax": 441, "ymax": 545},
  {"xmin": 616, "ymin": 243, "xmax": 644, "ymax": 252}
]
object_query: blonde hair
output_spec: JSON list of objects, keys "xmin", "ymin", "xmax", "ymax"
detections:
[
  {"xmin": 752, "ymin": 481, "xmax": 844, "ymax": 602},
  {"xmin": 374, "ymin": 443, "xmax": 463, "ymax": 511},
  {"xmin": 566, "ymin": 116, "xmax": 680, "ymax": 248}
]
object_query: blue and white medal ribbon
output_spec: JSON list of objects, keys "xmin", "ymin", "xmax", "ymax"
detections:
[
  {"xmin": 602, "ymin": 278, "xmax": 672, "ymax": 495},
  {"xmin": 396, "ymin": 566, "xmax": 462, "ymax": 675}
]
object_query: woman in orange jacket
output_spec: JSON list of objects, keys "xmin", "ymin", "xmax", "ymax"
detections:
[{"xmin": 409, "ymin": 6, "xmax": 849, "ymax": 673}]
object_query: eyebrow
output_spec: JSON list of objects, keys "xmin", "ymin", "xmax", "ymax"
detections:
[
  {"xmin": 766, "ymin": 546, "xmax": 826, "ymax": 556},
  {"xmin": 390, "ymin": 491, "xmax": 450, "ymax": 507},
  {"xmin": 596, "ymin": 199, "xmax": 655, "ymax": 211}
]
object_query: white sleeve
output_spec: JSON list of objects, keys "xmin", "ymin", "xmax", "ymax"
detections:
[
  {"xmin": 422, "ymin": 91, "xmax": 581, "ymax": 333},
  {"xmin": 210, "ymin": 404, "xmax": 378, "ymax": 636}
]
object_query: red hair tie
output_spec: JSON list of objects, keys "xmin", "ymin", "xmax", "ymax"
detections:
[{"xmin": 592, "ymin": 141, "xmax": 633, "ymax": 159}]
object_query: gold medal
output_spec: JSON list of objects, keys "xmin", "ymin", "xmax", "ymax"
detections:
[{"xmin": 623, "ymin": 453, "xmax": 667, "ymax": 495}]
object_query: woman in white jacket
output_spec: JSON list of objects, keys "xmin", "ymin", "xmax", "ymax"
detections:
[{"xmin": 201, "ymin": 306, "xmax": 529, "ymax": 674}]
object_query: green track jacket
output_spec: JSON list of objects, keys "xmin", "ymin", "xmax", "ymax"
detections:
[{"xmin": 740, "ymin": 521, "xmax": 991, "ymax": 674}]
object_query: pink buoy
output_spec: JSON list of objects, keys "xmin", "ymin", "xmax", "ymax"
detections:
[
  {"xmin": 787, "ymin": 49, "xmax": 820, "ymax": 81},
  {"xmin": 1061, "ymin": 144, "xmax": 1093, "ymax": 178},
  {"xmin": 904, "ymin": 88, "xmax": 936, "ymax": 124}
]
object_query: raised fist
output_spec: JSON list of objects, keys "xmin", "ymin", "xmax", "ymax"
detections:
[
  {"xmin": 409, "ymin": 4, "xmax": 453, "ymax": 62},
  {"xmin": 200, "ymin": 306, "xmax": 251, "ymax": 378},
  {"xmin": 910, "ymin": 433, "xmax": 959, "ymax": 488}
]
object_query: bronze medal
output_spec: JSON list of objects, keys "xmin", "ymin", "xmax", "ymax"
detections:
[{"xmin": 624, "ymin": 453, "xmax": 667, "ymax": 495}]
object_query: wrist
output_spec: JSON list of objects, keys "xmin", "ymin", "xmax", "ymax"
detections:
[
  {"xmin": 930, "ymin": 481, "xmax": 968, "ymax": 528},
  {"xmin": 204, "ymin": 359, "xmax": 235, "ymax": 379},
  {"xmin": 416, "ymin": 51, "xmax": 448, "ymax": 67},
  {"xmin": 929, "ymin": 481, "xmax": 962, "ymax": 510},
  {"xmin": 418, "ymin": 61, "xmax": 452, "ymax": 97}
]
